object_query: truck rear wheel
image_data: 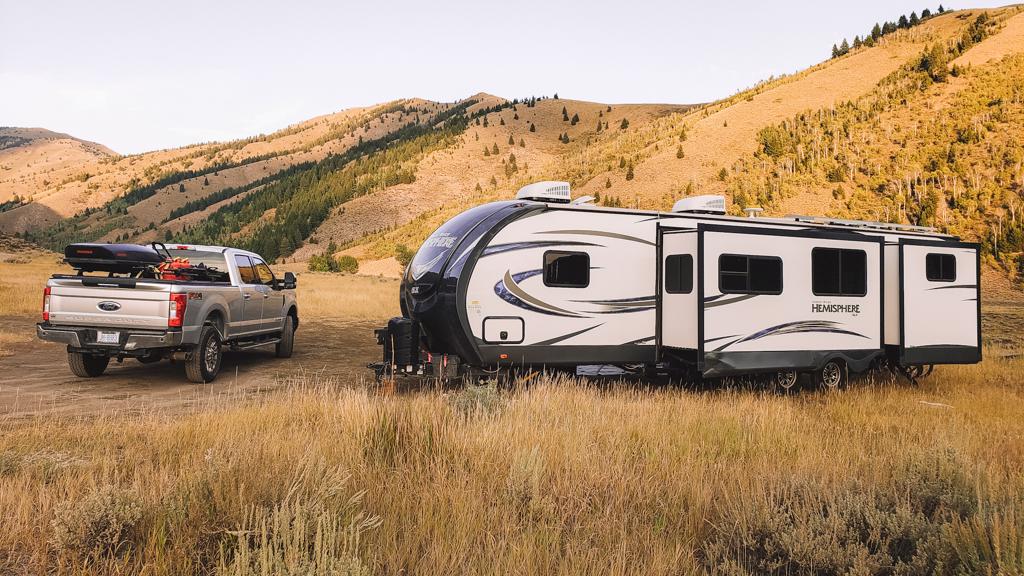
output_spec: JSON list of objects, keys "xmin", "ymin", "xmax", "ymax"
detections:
[
  {"xmin": 68, "ymin": 351, "xmax": 109, "ymax": 378},
  {"xmin": 275, "ymin": 315, "xmax": 295, "ymax": 358},
  {"xmin": 185, "ymin": 325, "xmax": 222, "ymax": 383}
]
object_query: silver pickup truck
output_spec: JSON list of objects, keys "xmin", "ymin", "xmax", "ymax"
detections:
[{"xmin": 37, "ymin": 243, "xmax": 298, "ymax": 383}]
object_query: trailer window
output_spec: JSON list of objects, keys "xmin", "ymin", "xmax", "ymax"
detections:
[
  {"xmin": 665, "ymin": 254, "xmax": 693, "ymax": 294},
  {"xmin": 544, "ymin": 251, "xmax": 589, "ymax": 288},
  {"xmin": 234, "ymin": 255, "xmax": 258, "ymax": 284},
  {"xmin": 719, "ymin": 254, "xmax": 782, "ymax": 295},
  {"xmin": 812, "ymin": 248, "xmax": 867, "ymax": 296},
  {"xmin": 926, "ymin": 253, "xmax": 956, "ymax": 282}
]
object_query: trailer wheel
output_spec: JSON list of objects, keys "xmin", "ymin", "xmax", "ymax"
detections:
[
  {"xmin": 275, "ymin": 315, "xmax": 295, "ymax": 358},
  {"xmin": 773, "ymin": 370, "xmax": 800, "ymax": 392},
  {"xmin": 185, "ymin": 325, "xmax": 222, "ymax": 383},
  {"xmin": 815, "ymin": 359, "xmax": 847, "ymax": 390},
  {"xmin": 68, "ymin": 352, "xmax": 109, "ymax": 378}
]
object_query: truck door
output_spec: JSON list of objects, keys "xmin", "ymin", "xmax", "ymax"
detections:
[
  {"xmin": 232, "ymin": 255, "xmax": 264, "ymax": 336},
  {"xmin": 657, "ymin": 227, "xmax": 698, "ymax": 352},
  {"xmin": 899, "ymin": 240, "xmax": 981, "ymax": 365},
  {"xmin": 251, "ymin": 256, "xmax": 285, "ymax": 333}
]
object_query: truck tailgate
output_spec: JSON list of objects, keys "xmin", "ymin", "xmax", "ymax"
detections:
[{"xmin": 48, "ymin": 279, "xmax": 172, "ymax": 330}]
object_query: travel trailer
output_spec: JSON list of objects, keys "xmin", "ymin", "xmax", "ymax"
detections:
[{"xmin": 373, "ymin": 181, "xmax": 981, "ymax": 388}]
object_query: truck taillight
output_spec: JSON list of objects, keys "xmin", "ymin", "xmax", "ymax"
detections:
[
  {"xmin": 169, "ymin": 293, "xmax": 187, "ymax": 327},
  {"xmin": 42, "ymin": 286, "xmax": 51, "ymax": 322}
]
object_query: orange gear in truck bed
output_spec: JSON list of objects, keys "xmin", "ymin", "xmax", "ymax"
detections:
[{"xmin": 156, "ymin": 257, "xmax": 192, "ymax": 281}]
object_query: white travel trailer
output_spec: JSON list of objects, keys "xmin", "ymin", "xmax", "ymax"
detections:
[{"xmin": 374, "ymin": 182, "xmax": 981, "ymax": 388}]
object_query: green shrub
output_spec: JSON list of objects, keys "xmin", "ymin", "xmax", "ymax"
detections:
[
  {"xmin": 395, "ymin": 244, "xmax": 415, "ymax": 267},
  {"xmin": 337, "ymin": 255, "xmax": 359, "ymax": 274}
]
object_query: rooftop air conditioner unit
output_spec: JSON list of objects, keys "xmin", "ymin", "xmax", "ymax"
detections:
[
  {"xmin": 515, "ymin": 181, "xmax": 572, "ymax": 204},
  {"xmin": 672, "ymin": 194, "xmax": 726, "ymax": 215}
]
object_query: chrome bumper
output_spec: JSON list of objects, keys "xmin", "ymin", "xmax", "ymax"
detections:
[{"xmin": 36, "ymin": 323, "xmax": 184, "ymax": 351}]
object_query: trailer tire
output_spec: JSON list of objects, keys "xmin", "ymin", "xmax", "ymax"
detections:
[
  {"xmin": 68, "ymin": 351, "xmax": 109, "ymax": 378},
  {"xmin": 815, "ymin": 359, "xmax": 847, "ymax": 390},
  {"xmin": 773, "ymin": 370, "xmax": 800, "ymax": 392},
  {"xmin": 185, "ymin": 325, "xmax": 222, "ymax": 383},
  {"xmin": 275, "ymin": 315, "xmax": 295, "ymax": 358}
]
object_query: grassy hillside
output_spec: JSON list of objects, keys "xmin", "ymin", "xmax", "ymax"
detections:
[{"xmin": 2, "ymin": 6, "xmax": 1023, "ymax": 282}]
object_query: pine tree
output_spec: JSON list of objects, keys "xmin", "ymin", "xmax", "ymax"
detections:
[
  {"xmin": 570, "ymin": 113, "xmax": 580, "ymax": 125},
  {"xmin": 519, "ymin": 138, "xmax": 525, "ymax": 147},
  {"xmin": 490, "ymin": 175, "xmax": 498, "ymax": 187},
  {"xmin": 832, "ymin": 44, "xmax": 840, "ymax": 58},
  {"xmin": 178, "ymin": 183, "xmax": 185, "ymax": 193},
  {"xmin": 619, "ymin": 156, "xmax": 627, "ymax": 169},
  {"xmin": 203, "ymin": 176, "xmax": 209, "ymax": 186},
  {"xmin": 596, "ymin": 119, "xmax": 603, "ymax": 132},
  {"xmin": 508, "ymin": 134, "xmax": 515, "ymax": 146},
  {"xmin": 676, "ymin": 145, "xmax": 685, "ymax": 159},
  {"xmin": 553, "ymin": 93, "xmax": 559, "ymax": 99},
  {"xmin": 938, "ymin": 5, "xmax": 944, "ymax": 13},
  {"xmin": 529, "ymin": 123, "xmax": 536, "ymax": 132},
  {"xmin": 909, "ymin": 11, "xmax": 919, "ymax": 26},
  {"xmin": 491, "ymin": 143, "xmax": 500, "ymax": 155},
  {"xmin": 718, "ymin": 167, "xmax": 728, "ymax": 181},
  {"xmin": 562, "ymin": 107, "xmax": 569, "ymax": 121},
  {"xmin": 922, "ymin": 8, "xmax": 931, "ymax": 18},
  {"xmin": 853, "ymin": 35, "xmax": 862, "ymax": 49},
  {"xmin": 500, "ymin": 117, "xmax": 505, "ymax": 125},
  {"xmin": 898, "ymin": 14, "xmax": 909, "ymax": 28},
  {"xmin": 605, "ymin": 177, "xmax": 612, "ymax": 189},
  {"xmin": 513, "ymin": 113, "xmax": 519, "ymax": 120},
  {"xmin": 839, "ymin": 39, "xmax": 850, "ymax": 54},
  {"xmin": 871, "ymin": 23, "xmax": 882, "ymax": 40},
  {"xmin": 475, "ymin": 182, "xmax": 483, "ymax": 192},
  {"xmin": 625, "ymin": 162, "xmax": 634, "ymax": 181},
  {"xmin": 484, "ymin": 146, "xmax": 490, "ymax": 157},
  {"xmin": 483, "ymin": 117, "xmax": 489, "ymax": 127},
  {"xmin": 619, "ymin": 118, "xmax": 630, "ymax": 130}
]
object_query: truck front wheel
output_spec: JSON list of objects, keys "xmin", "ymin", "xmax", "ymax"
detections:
[
  {"xmin": 68, "ymin": 351, "xmax": 109, "ymax": 378},
  {"xmin": 185, "ymin": 325, "xmax": 222, "ymax": 383},
  {"xmin": 275, "ymin": 315, "xmax": 295, "ymax": 358}
]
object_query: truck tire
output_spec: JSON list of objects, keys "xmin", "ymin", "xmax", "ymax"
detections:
[
  {"xmin": 68, "ymin": 351, "xmax": 109, "ymax": 378},
  {"xmin": 275, "ymin": 315, "xmax": 295, "ymax": 358},
  {"xmin": 185, "ymin": 325, "xmax": 222, "ymax": 383}
]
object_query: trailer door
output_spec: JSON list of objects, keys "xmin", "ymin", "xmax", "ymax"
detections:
[
  {"xmin": 899, "ymin": 240, "xmax": 981, "ymax": 365},
  {"xmin": 657, "ymin": 227, "xmax": 698, "ymax": 351}
]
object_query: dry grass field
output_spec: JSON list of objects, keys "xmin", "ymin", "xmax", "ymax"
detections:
[{"xmin": 2, "ymin": 360, "xmax": 1023, "ymax": 575}]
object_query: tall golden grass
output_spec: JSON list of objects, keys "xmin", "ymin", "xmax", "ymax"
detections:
[{"xmin": 2, "ymin": 360, "xmax": 1023, "ymax": 575}]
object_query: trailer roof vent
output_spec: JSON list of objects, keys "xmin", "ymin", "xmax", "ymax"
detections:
[
  {"xmin": 672, "ymin": 194, "xmax": 726, "ymax": 215},
  {"xmin": 515, "ymin": 181, "xmax": 572, "ymax": 204}
]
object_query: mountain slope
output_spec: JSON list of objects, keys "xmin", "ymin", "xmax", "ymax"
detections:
[{"xmin": 3, "ymin": 6, "xmax": 1023, "ymax": 282}]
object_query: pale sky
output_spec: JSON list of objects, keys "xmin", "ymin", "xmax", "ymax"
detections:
[{"xmin": 1, "ymin": 0, "xmax": 995, "ymax": 154}]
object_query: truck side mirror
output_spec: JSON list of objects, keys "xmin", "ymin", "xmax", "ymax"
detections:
[{"xmin": 283, "ymin": 272, "xmax": 297, "ymax": 289}]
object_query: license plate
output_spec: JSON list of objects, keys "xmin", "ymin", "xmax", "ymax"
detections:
[{"xmin": 96, "ymin": 331, "xmax": 120, "ymax": 344}]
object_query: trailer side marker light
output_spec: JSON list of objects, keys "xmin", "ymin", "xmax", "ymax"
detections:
[{"xmin": 499, "ymin": 353, "xmax": 509, "ymax": 360}]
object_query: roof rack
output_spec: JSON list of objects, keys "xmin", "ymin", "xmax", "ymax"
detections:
[{"xmin": 783, "ymin": 215, "xmax": 939, "ymax": 234}]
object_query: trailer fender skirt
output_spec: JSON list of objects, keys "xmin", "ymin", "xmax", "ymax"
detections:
[{"xmin": 702, "ymin": 349, "xmax": 882, "ymax": 378}]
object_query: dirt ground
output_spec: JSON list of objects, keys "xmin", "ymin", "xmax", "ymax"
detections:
[{"xmin": 0, "ymin": 315, "xmax": 384, "ymax": 419}]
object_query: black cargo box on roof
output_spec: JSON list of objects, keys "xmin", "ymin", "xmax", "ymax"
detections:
[{"xmin": 64, "ymin": 243, "xmax": 164, "ymax": 273}]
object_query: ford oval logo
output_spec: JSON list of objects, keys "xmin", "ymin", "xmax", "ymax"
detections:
[{"xmin": 97, "ymin": 301, "xmax": 121, "ymax": 312}]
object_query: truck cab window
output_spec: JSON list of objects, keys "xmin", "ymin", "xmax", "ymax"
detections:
[
  {"xmin": 252, "ymin": 258, "xmax": 276, "ymax": 285},
  {"xmin": 926, "ymin": 253, "xmax": 956, "ymax": 282},
  {"xmin": 544, "ymin": 251, "xmax": 589, "ymax": 288},
  {"xmin": 812, "ymin": 248, "xmax": 867, "ymax": 296},
  {"xmin": 665, "ymin": 254, "xmax": 693, "ymax": 294},
  {"xmin": 234, "ymin": 255, "xmax": 258, "ymax": 284},
  {"xmin": 719, "ymin": 254, "xmax": 782, "ymax": 295}
]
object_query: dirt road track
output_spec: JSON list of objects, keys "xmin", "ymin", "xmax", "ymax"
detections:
[{"xmin": 0, "ymin": 316, "xmax": 383, "ymax": 418}]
